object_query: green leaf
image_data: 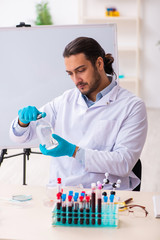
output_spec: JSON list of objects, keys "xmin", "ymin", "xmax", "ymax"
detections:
[{"xmin": 35, "ymin": 1, "xmax": 53, "ymax": 25}]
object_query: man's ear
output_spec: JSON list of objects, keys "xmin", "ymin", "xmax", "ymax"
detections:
[{"xmin": 96, "ymin": 57, "xmax": 104, "ymax": 71}]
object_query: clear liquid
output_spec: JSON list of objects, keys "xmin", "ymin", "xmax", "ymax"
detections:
[{"xmin": 36, "ymin": 120, "xmax": 58, "ymax": 150}]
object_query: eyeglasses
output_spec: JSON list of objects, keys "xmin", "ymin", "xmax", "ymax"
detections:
[{"xmin": 119, "ymin": 204, "xmax": 148, "ymax": 217}]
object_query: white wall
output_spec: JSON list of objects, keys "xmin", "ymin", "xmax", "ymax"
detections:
[
  {"xmin": 0, "ymin": 0, "xmax": 38, "ymax": 27},
  {"xmin": 140, "ymin": 0, "xmax": 160, "ymax": 109},
  {"xmin": 0, "ymin": 0, "xmax": 160, "ymax": 108},
  {"xmin": 50, "ymin": 0, "xmax": 79, "ymax": 25},
  {"xmin": 0, "ymin": 0, "xmax": 79, "ymax": 27}
]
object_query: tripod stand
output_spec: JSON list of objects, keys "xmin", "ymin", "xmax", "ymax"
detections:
[{"xmin": 0, "ymin": 148, "xmax": 42, "ymax": 185}]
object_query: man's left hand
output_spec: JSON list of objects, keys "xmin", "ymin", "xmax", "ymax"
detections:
[{"xmin": 39, "ymin": 134, "xmax": 76, "ymax": 157}]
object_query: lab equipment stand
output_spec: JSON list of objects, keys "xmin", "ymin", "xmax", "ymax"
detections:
[{"xmin": 0, "ymin": 148, "xmax": 42, "ymax": 185}]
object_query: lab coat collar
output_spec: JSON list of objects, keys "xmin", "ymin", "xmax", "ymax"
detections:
[
  {"xmin": 77, "ymin": 83, "xmax": 120, "ymax": 108},
  {"xmin": 77, "ymin": 89, "xmax": 89, "ymax": 108}
]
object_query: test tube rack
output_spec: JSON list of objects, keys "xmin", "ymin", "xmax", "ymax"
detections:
[{"xmin": 52, "ymin": 203, "xmax": 119, "ymax": 228}]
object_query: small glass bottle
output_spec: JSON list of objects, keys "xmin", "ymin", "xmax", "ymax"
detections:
[{"xmin": 36, "ymin": 119, "xmax": 58, "ymax": 150}]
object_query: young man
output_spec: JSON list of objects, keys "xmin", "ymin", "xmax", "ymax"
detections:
[{"xmin": 10, "ymin": 37, "xmax": 147, "ymax": 190}]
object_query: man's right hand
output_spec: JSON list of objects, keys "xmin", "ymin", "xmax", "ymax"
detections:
[{"xmin": 18, "ymin": 106, "xmax": 46, "ymax": 126}]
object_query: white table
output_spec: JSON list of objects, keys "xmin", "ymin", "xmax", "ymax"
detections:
[{"xmin": 0, "ymin": 184, "xmax": 159, "ymax": 240}]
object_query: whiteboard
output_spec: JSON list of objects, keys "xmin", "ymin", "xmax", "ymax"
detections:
[{"xmin": 0, "ymin": 24, "xmax": 118, "ymax": 149}]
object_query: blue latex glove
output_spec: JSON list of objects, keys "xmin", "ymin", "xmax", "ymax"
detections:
[
  {"xmin": 18, "ymin": 106, "xmax": 46, "ymax": 124},
  {"xmin": 39, "ymin": 134, "xmax": 76, "ymax": 157}
]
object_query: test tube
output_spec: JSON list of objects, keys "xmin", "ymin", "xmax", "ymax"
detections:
[
  {"xmin": 97, "ymin": 184, "xmax": 102, "ymax": 225},
  {"xmin": 56, "ymin": 193, "xmax": 61, "ymax": 222},
  {"xmin": 91, "ymin": 183, "xmax": 96, "ymax": 225},
  {"xmin": 69, "ymin": 191, "xmax": 73, "ymax": 196},
  {"xmin": 109, "ymin": 194, "xmax": 115, "ymax": 205},
  {"xmin": 74, "ymin": 192, "xmax": 79, "ymax": 200},
  {"xmin": 57, "ymin": 178, "xmax": 61, "ymax": 194},
  {"xmin": 68, "ymin": 195, "xmax": 73, "ymax": 224},
  {"xmin": 85, "ymin": 196, "xmax": 90, "ymax": 225},
  {"xmin": 73, "ymin": 195, "xmax": 79, "ymax": 224},
  {"xmin": 61, "ymin": 194, "xmax": 66, "ymax": 224},
  {"xmin": 103, "ymin": 195, "xmax": 108, "ymax": 226},
  {"xmin": 109, "ymin": 193, "xmax": 115, "ymax": 226},
  {"xmin": 103, "ymin": 195, "xmax": 108, "ymax": 211},
  {"xmin": 81, "ymin": 191, "xmax": 85, "ymax": 198},
  {"xmin": 102, "ymin": 191, "xmax": 107, "ymax": 197},
  {"xmin": 109, "ymin": 193, "xmax": 115, "ymax": 214},
  {"xmin": 79, "ymin": 196, "xmax": 84, "ymax": 225},
  {"xmin": 69, "ymin": 191, "xmax": 74, "ymax": 207}
]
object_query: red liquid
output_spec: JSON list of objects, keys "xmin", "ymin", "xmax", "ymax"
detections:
[
  {"xmin": 91, "ymin": 192, "xmax": 96, "ymax": 225},
  {"xmin": 62, "ymin": 206, "xmax": 66, "ymax": 224},
  {"xmin": 97, "ymin": 198, "xmax": 102, "ymax": 225},
  {"xmin": 68, "ymin": 206, "xmax": 72, "ymax": 224},
  {"xmin": 57, "ymin": 202, "xmax": 61, "ymax": 222}
]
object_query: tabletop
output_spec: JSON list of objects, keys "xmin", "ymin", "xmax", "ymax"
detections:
[{"xmin": 0, "ymin": 184, "xmax": 159, "ymax": 240}]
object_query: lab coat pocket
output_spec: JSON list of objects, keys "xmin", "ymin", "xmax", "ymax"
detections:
[{"xmin": 92, "ymin": 119, "xmax": 119, "ymax": 150}]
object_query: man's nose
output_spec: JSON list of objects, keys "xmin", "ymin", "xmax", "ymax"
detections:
[{"xmin": 72, "ymin": 73, "xmax": 80, "ymax": 84}]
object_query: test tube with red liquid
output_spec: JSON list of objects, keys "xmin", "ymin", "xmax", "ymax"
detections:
[
  {"xmin": 97, "ymin": 184, "xmax": 102, "ymax": 225},
  {"xmin": 91, "ymin": 183, "xmax": 96, "ymax": 225},
  {"xmin": 68, "ymin": 195, "xmax": 73, "ymax": 224},
  {"xmin": 85, "ymin": 196, "xmax": 90, "ymax": 225},
  {"xmin": 73, "ymin": 195, "xmax": 79, "ymax": 224},
  {"xmin": 56, "ymin": 193, "xmax": 61, "ymax": 222},
  {"xmin": 79, "ymin": 196, "xmax": 84, "ymax": 225},
  {"xmin": 61, "ymin": 194, "xmax": 66, "ymax": 224},
  {"xmin": 57, "ymin": 178, "xmax": 61, "ymax": 194}
]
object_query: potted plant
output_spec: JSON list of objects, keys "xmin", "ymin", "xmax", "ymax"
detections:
[{"xmin": 35, "ymin": 1, "xmax": 53, "ymax": 25}]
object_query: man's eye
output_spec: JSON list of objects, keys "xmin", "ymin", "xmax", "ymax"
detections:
[
  {"xmin": 67, "ymin": 72, "xmax": 72, "ymax": 76},
  {"xmin": 78, "ymin": 68, "xmax": 85, "ymax": 73}
]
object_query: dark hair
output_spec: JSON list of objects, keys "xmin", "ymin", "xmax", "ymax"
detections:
[{"xmin": 63, "ymin": 37, "xmax": 115, "ymax": 76}]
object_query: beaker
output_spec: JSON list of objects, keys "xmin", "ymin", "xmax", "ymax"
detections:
[{"xmin": 36, "ymin": 119, "xmax": 58, "ymax": 150}]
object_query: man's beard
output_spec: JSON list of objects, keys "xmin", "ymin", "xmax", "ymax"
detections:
[{"xmin": 78, "ymin": 68, "xmax": 101, "ymax": 97}]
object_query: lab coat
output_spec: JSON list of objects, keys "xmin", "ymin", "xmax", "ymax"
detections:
[{"xmin": 10, "ymin": 84, "xmax": 147, "ymax": 190}]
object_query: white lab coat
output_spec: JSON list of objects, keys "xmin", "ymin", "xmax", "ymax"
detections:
[{"xmin": 10, "ymin": 84, "xmax": 147, "ymax": 190}]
